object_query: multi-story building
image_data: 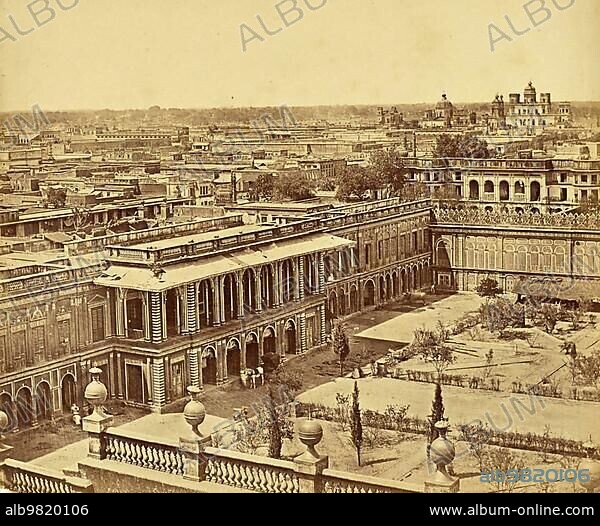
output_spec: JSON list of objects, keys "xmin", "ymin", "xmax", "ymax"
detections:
[
  {"xmin": 505, "ymin": 82, "xmax": 572, "ymax": 132},
  {"xmin": 405, "ymin": 155, "xmax": 600, "ymax": 213},
  {"xmin": 432, "ymin": 208, "xmax": 600, "ymax": 295},
  {"xmin": 0, "ymin": 199, "xmax": 432, "ymax": 428}
]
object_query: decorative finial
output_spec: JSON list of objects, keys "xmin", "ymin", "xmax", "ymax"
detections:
[
  {"xmin": 84, "ymin": 367, "xmax": 108, "ymax": 417},
  {"xmin": 183, "ymin": 386, "xmax": 206, "ymax": 437}
]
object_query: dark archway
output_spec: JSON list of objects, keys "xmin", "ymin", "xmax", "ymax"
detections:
[
  {"xmin": 379, "ymin": 276, "xmax": 386, "ymax": 304},
  {"xmin": 263, "ymin": 327, "xmax": 276, "ymax": 357},
  {"xmin": 281, "ymin": 260, "xmax": 295, "ymax": 303},
  {"xmin": 364, "ymin": 280, "xmax": 376, "ymax": 307},
  {"xmin": 530, "ymin": 181, "xmax": 541, "ymax": 202},
  {"xmin": 242, "ymin": 269, "xmax": 257, "ymax": 314},
  {"xmin": 126, "ymin": 296, "xmax": 144, "ymax": 338},
  {"xmin": 226, "ymin": 340, "xmax": 242, "ymax": 378},
  {"xmin": 484, "ymin": 180, "xmax": 494, "ymax": 194},
  {"xmin": 202, "ymin": 349, "xmax": 217, "ymax": 385},
  {"xmin": 245, "ymin": 334, "xmax": 260, "ymax": 369},
  {"xmin": 500, "ymin": 181, "xmax": 510, "ymax": 201},
  {"xmin": 328, "ymin": 291, "xmax": 338, "ymax": 321},
  {"xmin": 61, "ymin": 374, "xmax": 77, "ymax": 413},
  {"xmin": 350, "ymin": 286, "xmax": 359, "ymax": 313},
  {"xmin": 261, "ymin": 266, "xmax": 275, "ymax": 310},
  {"xmin": 16, "ymin": 387, "xmax": 33, "ymax": 428},
  {"xmin": 285, "ymin": 321, "xmax": 297, "ymax": 356},
  {"xmin": 222, "ymin": 274, "xmax": 239, "ymax": 323},
  {"xmin": 392, "ymin": 272, "xmax": 399, "ymax": 298},
  {"xmin": 386, "ymin": 274, "xmax": 393, "ymax": 301},
  {"xmin": 469, "ymin": 180, "xmax": 480, "ymax": 200},
  {"xmin": 36, "ymin": 382, "xmax": 52, "ymax": 422}
]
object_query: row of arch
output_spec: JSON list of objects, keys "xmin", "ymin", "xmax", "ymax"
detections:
[
  {"xmin": 0, "ymin": 374, "xmax": 77, "ymax": 431},
  {"xmin": 198, "ymin": 320, "xmax": 298, "ymax": 386},
  {"xmin": 327, "ymin": 261, "xmax": 432, "ymax": 318},
  {"xmin": 469, "ymin": 180, "xmax": 541, "ymax": 202}
]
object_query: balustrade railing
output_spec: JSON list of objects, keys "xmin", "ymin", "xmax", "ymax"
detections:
[
  {"xmin": 1, "ymin": 459, "xmax": 93, "ymax": 493},
  {"xmin": 203, "ymin": 447, "xmax": 300, "ymax": 493},
  {"xmin": 103, "ymin": 429, "xmax": 185, "ymax": 477},
  {"xmin": 321, "ymin": 469, "xmax": 421, "ymax": 494}
]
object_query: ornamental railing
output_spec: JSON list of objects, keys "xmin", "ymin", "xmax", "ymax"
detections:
[{"xmin": 0, "ymin": 459, "xmax": 93, "ymax": 494}]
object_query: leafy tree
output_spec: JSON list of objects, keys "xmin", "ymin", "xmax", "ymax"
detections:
[
  {"xmin": 46, "ymin": 187, "xmax": 67, "ymax": 208},
  {"xmin": 459, "ymin": 422, "xmax": 490, "ymax": 471},
  {"xmin": 369, "ymin": 148, "xmax": 408, "ymax": 196},
  {"xmin": 350, "ymin": 381, "xmax": 363, "ymax": 467},
  {"xmin": 480, "ymin": 448, "xmax": 526, "ymax": 493},
  {"xmin": 336, "ymin": 165, "xmax": 380, "ymax": 201},
  {"xmin": 263, "ymin": 366, "xmax": 304, "ymax": 459},
  {"xmin": 476, "ymin": 279, "xmax": 503, "ymax": 300},
  {"xmin": 409, "ymin": 324, "xmax": 456, "ymax": 379},
  {"xmin": 434, "ymin": 134, "xmax": 491, "ymax": 160},
  {"xmin": 535, "ymin": 303, "xmax": 561, "ymax": 334},
  {"xmin": 252, "ymin": 173, "xmax": 274, "ymax": 201},
  {"xmin": 480, "ymin": 298, "xmax": 524, "ymax": 335},
  {"xmin": 331, "ymin": 321, "xmax": 351, "ymax": 377},
  {"xmin": 273, "ymin": 171, "xmax": 315, "ymax": 201},
  {"xmin": 576, "ymin": 350, "xmax": 600, "ymax": 392}
]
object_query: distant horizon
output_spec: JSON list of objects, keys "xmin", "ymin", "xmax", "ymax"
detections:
[
  {"xmin": 3, "ymin": 99, "xmax": 600, "ymax": 117},
  {"xmin": 1, "ymin": 0, "xmax": 598, "ymax": 112}
]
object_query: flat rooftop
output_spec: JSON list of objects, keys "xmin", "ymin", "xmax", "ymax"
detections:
[{"xmin": 129, "ymin": 223, "xmax": 269, "ymax": 252}]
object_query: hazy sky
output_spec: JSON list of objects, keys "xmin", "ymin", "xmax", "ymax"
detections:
[{"xmin": 0, "ymin": 0, "xmax": 598, "ymax": 111}]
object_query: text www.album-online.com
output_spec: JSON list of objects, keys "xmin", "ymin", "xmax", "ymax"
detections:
[{"xmin": 430, "ymin": 505, "xmax": 595, "ymax": 517}]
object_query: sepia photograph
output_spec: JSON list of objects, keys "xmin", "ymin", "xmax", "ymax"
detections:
[{"xmin": 0, "ymin": 0, "xmax": 600, "ymax": 511}]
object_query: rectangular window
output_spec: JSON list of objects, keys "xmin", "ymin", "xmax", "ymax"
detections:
[
  {"xmin": 378, "ymin": 241, "xmax": 383, "ymax": 261},
  {"xmin": 365, "ymin": 244, "xmax": 371, "ymax": 268},
  {"xmin": 13, "ymin": 331, "xmax": 26, "ymax": 370},
  {"xmin": 91, "ymin": 306, "xmax": 105, "ymax": 343},
  {"xmin": 58, "ymin": 319, "xmax": 71, "ymax": 355},
  {"xmin": 31, "ymin": 325, "xmax": 46, "ymax": 363}
]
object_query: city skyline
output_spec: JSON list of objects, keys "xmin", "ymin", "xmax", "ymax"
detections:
[{"xmin": 0, "ymin": 0, "xmax": 599, "ymax": 112}]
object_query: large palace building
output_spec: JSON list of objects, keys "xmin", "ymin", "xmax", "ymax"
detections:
[
  {"xmin": 0, "ymin": 199, "xmax": 432, "ymax": 428},
  {"xmin": 406, "ymin": 156, "xmax": 600, "ymax": 213}
]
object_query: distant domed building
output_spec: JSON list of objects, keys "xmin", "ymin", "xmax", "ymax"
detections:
[{"xmin": 421, "ymin": 94, "xmax": 475, "ymax": 129}]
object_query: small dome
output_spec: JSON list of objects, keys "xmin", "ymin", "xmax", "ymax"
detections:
[{"xmin": 436, "ymin": 94, "xmax": 453, "ymax": 109}]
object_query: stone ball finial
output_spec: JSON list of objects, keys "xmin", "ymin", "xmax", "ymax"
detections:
[
  {"xmin": 183, "ymin": 386, "xmax": 206, "ymax": 437},
  {"xmin": 0, "ymin": 410, "xmax": 8, "ymax": 439},
  {"xmin": 84, "ymin": 367, "xmax": 108, "ymax": 415},
  {"xmin": 298, "ymin": 418, "xmax": 323, "ymax": 459}
]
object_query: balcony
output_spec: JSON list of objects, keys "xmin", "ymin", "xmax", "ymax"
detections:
[
  {"xmin": 513, "ymin": 194, "xmax": 527, "ymax": 202},
  {"xmin": 482, "ymin": 192, "xmax": 496, "ymax": 201}
]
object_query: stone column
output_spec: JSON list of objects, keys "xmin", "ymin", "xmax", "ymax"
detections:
[
  {"xmin": 212, "ymin": 278, "xmax": 222, "ymax": 327},
  {"xmin": 299, "ymin": 313, "xmax": 307, "ymax": 354},
  {"xmin": 188, "ymin": 348, "xmax": 200, "ymax": 389},
  {"xmin": 237, "ymin": 272, "xmax": 245, "ymax": 319},
  {"xmin": 319, "ymin": 305, "xmax": 327, "ymax": 345},
  {"xmin": 186, "ymin": 283, "xmax": 197, "ymax": 334},
  {"xmin": 255, "ymin": 269, "xmax": 263, "ymax": 312},
  {"xmin": 151, "ymin": 358, "xmax": 166, "ymax": 412},
  {"xmin": 318, "ymin": 254, "xmax": 325, "ymax": 292},
  {"xmin": 298, "ymin": 257, "xmax": 305, "ymax": 301},
  {"xmin": 115, "ymin": 288, "xmax": 126, "ymax": 338},
  {"xmin": 293, "ymin": 260, "xmax": 300, "ymax": 301},
  {"xmin": 149, "ymin": 291, "xmax": 164, "ymax": 343},
  {"xmin": 143, "ymin": 292, "xmax": 151, "ymax": 342}
]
